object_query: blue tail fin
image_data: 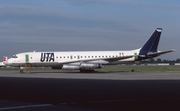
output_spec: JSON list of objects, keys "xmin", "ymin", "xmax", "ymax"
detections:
[{"xmin": 139, "ymin": 28, "xmax": 162, "ymax": 55}]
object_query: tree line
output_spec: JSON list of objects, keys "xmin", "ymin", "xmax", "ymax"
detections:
[{"xmin": 142, "ymin": 58, "xmax": 180, "ymax": 63}]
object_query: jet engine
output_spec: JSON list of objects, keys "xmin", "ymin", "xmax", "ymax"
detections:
[
  {"xmin": 62, "ymin": 63, "xmax": 102, "ymax": 70},
  {"xmin": 62, "ymin": 64, "xmax": 80, "ymax": 70},
  {"xmin": 79, "ymin": 63, "xmax": 102, "ymax": 69}
]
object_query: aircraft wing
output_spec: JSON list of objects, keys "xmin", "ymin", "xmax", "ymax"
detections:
[
  {"xmin": 59, "ymin": 55, "xmax": 133, "ymax": 64},
  {"xmin": 147, "ymin": 49, "xmax": 175, "ymax": 57}
]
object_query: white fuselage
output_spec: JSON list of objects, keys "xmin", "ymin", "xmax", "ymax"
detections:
[{"xmin": 6, "ymin": 49, "xmax": 140, "ymax": 68}]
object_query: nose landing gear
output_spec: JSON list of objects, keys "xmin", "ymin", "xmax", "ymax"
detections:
[{"xmin": 20, "ymin": 63, "xmax": 31, "ymax": 74}]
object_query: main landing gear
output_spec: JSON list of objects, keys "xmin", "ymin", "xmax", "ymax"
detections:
[{"xmin": 80, "ymin": 69, "xmax": 95, "ymax": 73}]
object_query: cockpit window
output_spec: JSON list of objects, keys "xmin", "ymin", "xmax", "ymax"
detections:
[{"xmin": 12, "ymin": 55, "xmax": 18, "ymax": 58}]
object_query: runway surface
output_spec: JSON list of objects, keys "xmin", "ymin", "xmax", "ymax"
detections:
[{"xmin": 0, "ymin": 70, "xmax": 180, "ymax": 111}]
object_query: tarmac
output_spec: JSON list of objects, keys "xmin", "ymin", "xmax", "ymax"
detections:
[
  {"xmin": 1, "ymin": 70, "xmax": 180, "ymax": 80},
  {"xmin": 0, "ymin": 70, "xmax": 180, "ymax": 111}
]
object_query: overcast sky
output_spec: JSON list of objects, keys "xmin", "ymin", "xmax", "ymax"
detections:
[{"xmin": 0, "ymin": 0, "xmax": 179, "ymax": 60}]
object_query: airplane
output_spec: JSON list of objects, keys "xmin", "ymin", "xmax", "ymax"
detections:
[
  {"xmin": 3, "ymin": 28, "xmax": 175, "ymax": 73},
  {"xmin": 0, "ymin": 62, "xmax": 5, "ymax": 67},
  {"xmin": 0, "ymin": 56, "xmax": 7, "ymax": 67}
]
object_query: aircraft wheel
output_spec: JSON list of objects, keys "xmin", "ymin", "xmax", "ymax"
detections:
[
  {"xmin": 88, "ymin": 69, "xmax": 95, "ymax": 73},
  {"xmin": 80, "ymin": 69, "xmax": 85, "ymax": 73},
  {"xmin": 80, "ymin": 69, "xmax": 95, "ymax": 73},
  {"xmin": 20, "ymin": 69, "xmax": 24, "ymax": 74}
]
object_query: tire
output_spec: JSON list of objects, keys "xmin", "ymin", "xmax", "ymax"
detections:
[{"xmin": 20, "ymin": 69, "xmax": 24, "ymax": 73}]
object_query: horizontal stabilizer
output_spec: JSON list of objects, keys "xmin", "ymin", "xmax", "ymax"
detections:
[{"xmin": 147, "ymin": 49, "xmax": 175, "ymax": 58}]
